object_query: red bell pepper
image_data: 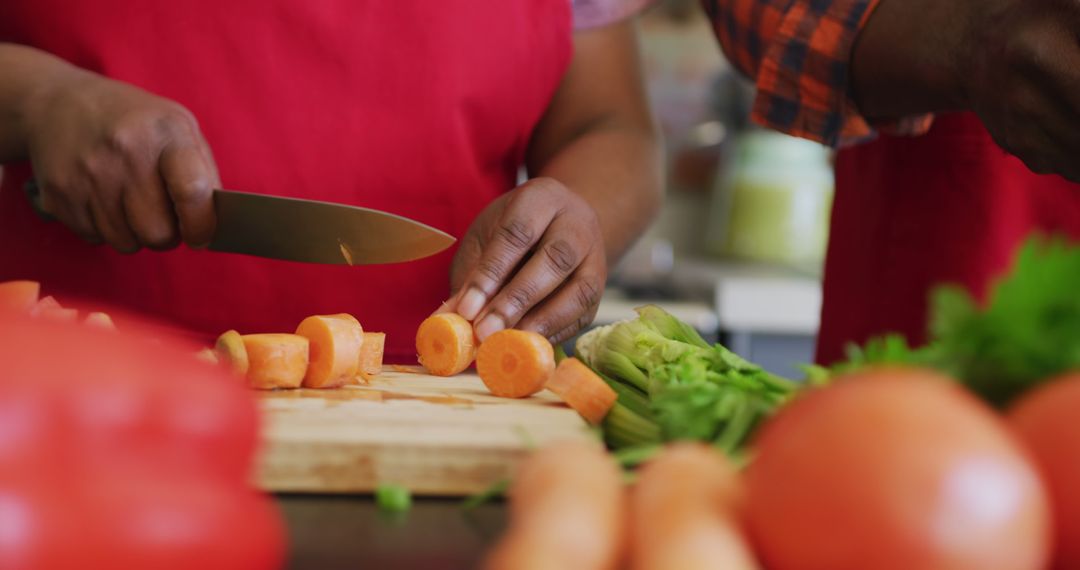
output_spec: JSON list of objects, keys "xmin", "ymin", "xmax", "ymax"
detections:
[{"xmin": 0, "ymin": 311, "xmax": 285, "ymax": 570}]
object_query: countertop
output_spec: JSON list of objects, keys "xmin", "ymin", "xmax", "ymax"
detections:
[{"xmin": 279, "ymin": 494, "xmax": 503, "ymax": 570}]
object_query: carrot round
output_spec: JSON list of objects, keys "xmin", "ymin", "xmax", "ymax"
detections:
[
  {"xmin": 631, "ymin": 443, "xmax": 757, "ymax": 570},
  {"xmin": 416, "ymin": 313, "xmax": 476, "ymax": 376},
  {"xmin": 546, "ymin": 357, "xmax": 618, "ymax": 424},
  {"xmin": 242, "ymin": 333, "xmax": 310, "ymax": 390},
  {"xmin": 295, "ymin": 313, "xmax": 363, "ymax": 388},
  {"xmin": 195, "ymin": 347, "xmax": 220, "ymax": 365},
  {"xmin": 476, "ymin": 329, "xmax": 554, "ymax": 398},
  {"xmin": 0, "ymin": 280, "xmax": 40, "ymax": 314},
  {"xmin": 32, "ymin": 296, "xmax": 78, "ymax": 322},
  {"xmin": 215, "ymin": 329, "xmax": 250, "ymax": 376},
  {"xmin": 357, "ymin": 331, "xmax": 386, "ymax": 378},
  {"xmin": 486, "ymin": 440, "xmax": 625, "ymax": 570},
  {"xmin": 84, "ymin": 311, "xmax": 116, "ymax": 330}
]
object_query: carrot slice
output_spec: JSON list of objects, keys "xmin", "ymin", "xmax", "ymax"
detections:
[
  {"xmin": 242, "ymin": 333, "xmax": 309, "ymax": 390},
  {"xmin": 546, "ymin": 357, "xmax": 618, "ymax": 424},
  {"xmin": 84, "ymin": 311, "xmax": 116, "ymax": 330},
  {"xmin": 358, "ymin": 331, "xmax": 386, "ymax": 377},
  {"xmin": 631, "ymin": 443, "xmax": 757, "ymax": 570},
  {"xmin": 0, "ymin": 280, "xmax": 40, "ymax": 314},
  {"xmin": 416, "ymin": 313, "xmax": 476, "ymax": 376},
  {"xmin": 486, "ymin": 440, "xmax": 625, "ymax": 570},
  {"xmin": 476, "ymin": 329, "xmax": 554, "ymax": 398},
  {"xmin": 195, "ymin": 347, "xmax": 220, "ymax": 365},
  {"xmin": 215, "ymin": 329, "xmax": 250, "ymax": 376},
  {"xmin": 32, "ymin": 296, "xmax": 78, "ymax": 322},
  {"xmin": 295, "ymin": 313, "xmax": 363, "ymax": 388}
]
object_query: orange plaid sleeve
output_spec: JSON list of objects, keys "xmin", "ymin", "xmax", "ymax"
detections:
[{"xmin": 703, "ymin": 0, "xmax": 933, "ymax": 147}]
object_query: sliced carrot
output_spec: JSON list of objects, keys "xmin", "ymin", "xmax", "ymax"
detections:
[
  {"xmin": 242, "ymin": 333, "xmax": 309, "ymax": 390},
  {"xmin": 546, "ymin": 357, "xmax": 618, "ymax": 424},
  {"xmin": 416, "ymin": 313, "xmax": 476, "ymax": 376},
  {"xmin": 358, "ymin": 331, "xmax": 386, "ymax": 377},
  {"xmin": 486, "ymin": 440, "xmax": 625, "ymax": 570},
  {"xmin": 295, "ymin": 313, "xmax": 363, "ymax": 388},
  {"xmin": 84, "ymin": 311, "xmax": 116, "ymax": 330},
  {"xmin": 215, "ymin": 329, "xmax": 250, "ymax": 376},
  {"xmin": 195, "ymin": 347, "xmax": 220, "ymax": 365},
  {"xmin": 0, "ymin": 280, "xmax": 40, "ymax": 314},
  {"xmin": 631, "ymin": 443, "xmax": 757, "ymax": 570},
  {"xmin": 32, "ymin": 296, "xmax": 78, "ymax": 322},
  {"xmin": 476, "ymin": 329, "xmax": 554, "ymax": 399}
]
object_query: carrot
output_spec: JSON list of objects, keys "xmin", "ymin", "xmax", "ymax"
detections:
[
  {"xmin": 242, "ymin": 333, "xmax": 309, "ymax": 390},
  {"xmin": 215, "ymin": 329, "xmax": 250, "ymax": 376},
  {"xmin": 476, "ymin": 329, "xmax": 554, "ymax": 398},
  {"xmin": 84, "ymin": 311, "xmax": 116, "ymax": 330},
  {"xmin": 358, "ymin": 332, "xmax": 386, "ymax": 377},
  {"xmin": 416, "ymin": 313, "xmax": 476, "ymax": 376},
  {"xmin": 631, "ymin": 443, "xmax": 757, "ymax": 570},
  {"xmin": 195, "ymin": 347, "xmax": 220, "ymax": 365},
  {"xmin": 295, "ymin": 313, "xmax": 363, "ymax": 388},
  {"xmin": 0, "ymin": 280, "xmax": 40, "ymax": 313},
  {"xmin": 31, "ymin": 296, "xmax": 78, "ymax": 322},
  {"xmin": 546, "ymin": 357, "xmax": 618, "ymax": 424},
  {"xmin": 486, "ymin": 440, "xmax": 625, "ymax": 570}
]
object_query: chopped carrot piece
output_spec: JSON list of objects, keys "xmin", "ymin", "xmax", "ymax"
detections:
[
  {"xmin": 631, "ymin": 443, "xmax": 757, "ymax": 570},
  {"xmin": 31, "ymin": 296, "xmax": 78, "ymax": 322},
  {"xmin": 195, "ymin": 347, "xmax": 220, "ymax": 365},
  {"xmin": 0, "ymin": 280, "xmax": 40, "ymax": 314},
  {"xmin": 84, "ymin": 311, "xmax": 116, "ymax": 330},
  {"xmin": 545, "ymin": 357, "xmax": 618, "ymax": 424},
  {"xmin": 358, "ymin": 331, "xmax": 386, "ymax": 377},
  {"xmin": 416, "ymin": 313, "xmax": 476, "ymax": 376},
  {"xmin": 295, "ymin": 313, "xmax": 363, "ymax": 388},
  {"xmin": 476, "ymin": 329, "xmax": 554, "ymax": 399},
  {"xmin": 215, "ymin": 329, "xmax": 250, "ymax": 376},
  {"xmin": 486, "ymin": 441, "xmax": 625, "ymax": 570},
  {"xmin": 242, "ymin": 333, "xmax": 309, "ymax": 390}
]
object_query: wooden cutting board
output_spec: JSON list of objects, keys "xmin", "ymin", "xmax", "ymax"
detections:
[{"xmin": 255, "ymin": 368, "xmax": 592, "ymax": 496}]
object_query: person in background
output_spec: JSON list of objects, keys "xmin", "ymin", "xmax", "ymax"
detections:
[
  {"xmin": 704, "ymin": 0, "xmax": 1080, "ymax": 364},
  {"xmin": 0, "ymin": 1, "xmax": 661, "ymax": 360}
]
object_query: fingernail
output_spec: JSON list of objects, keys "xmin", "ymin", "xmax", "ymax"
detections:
[
  {"xmin": 475, "ymin": 314, "xmax": 505, "ymax": 341},
  {"xmin": 458, "ymin": 288, "xmax": 486, "ymax": 321}
]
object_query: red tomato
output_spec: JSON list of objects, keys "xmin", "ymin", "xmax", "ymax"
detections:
[
  {"xmin": 745, "ymin": 368, "xmax": 1051, "ymax": 570},
  {"xmin": 1008, "ymin": 372, "xmax": 1080, "ymax": 570}
]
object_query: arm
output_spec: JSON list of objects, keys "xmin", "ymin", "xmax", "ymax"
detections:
[
  {"xmin": 443, "ymin": 20, "xmax": 663, "ymax": 344},
  {"xmin": 0, "ymin": 43, "xmax": 218, "ymax": 249}
]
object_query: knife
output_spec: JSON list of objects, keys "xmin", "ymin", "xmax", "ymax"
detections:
[{"xmin": 24, "ymin": 180, "xmax": 456, "ymax": 265}]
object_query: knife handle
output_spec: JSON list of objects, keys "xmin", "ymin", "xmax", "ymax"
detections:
[{"xmin": 23, "ymin": 179, "xmax": 56, "ymax": 222}]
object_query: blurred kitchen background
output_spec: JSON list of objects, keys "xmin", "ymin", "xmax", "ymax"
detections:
[{"xmin": 590, "ymin": 0, "xmax": 834, "ymax": 377}]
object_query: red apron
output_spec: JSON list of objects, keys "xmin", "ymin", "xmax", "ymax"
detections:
[
  {"xmin": 0, "ymin": 1, "xmax": 572, "ymax": 360},
  {"xmin": 820, "ymin": 113, "xmax": 1080, "ymax": 364}
]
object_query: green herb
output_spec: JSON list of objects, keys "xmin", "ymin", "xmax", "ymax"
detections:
[
  {"xmin": 375, "ymin": 484, "xmax": 412, "ymax": 514},
  {"xmin": 461, "ymin": 479, "xmax": 509, "ymax": 510}
]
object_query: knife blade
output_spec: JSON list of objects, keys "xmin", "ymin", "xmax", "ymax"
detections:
[
  {"xmin": 209, "ymin": 189, "xmax": 456, "ymax": 265},
  {"xmin": 24, "ymin": 181, "xmax": 456, "ymax": 265}
]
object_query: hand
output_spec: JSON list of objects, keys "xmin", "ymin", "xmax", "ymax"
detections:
[
  {"xmin": 22, "ymin": 69, "xmax": 219, "ymax": 251},
  {"xmin": 962, "ymin": 0, "xmax": 1080, "ymax": 181},
  {"xmin": 442, "ymin": 177, "xmax": 607, "ymax": 344}
]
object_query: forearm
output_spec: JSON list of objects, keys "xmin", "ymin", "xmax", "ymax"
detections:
[
  {"xmin": 850, "ymin": 0, "xmax": 970, "ymax": 121},
  {"xmin": 525, "ymin": 21, "xmax": 663, "ymax": 265},
  {"xmin": 0, "ymin": 43, "xmax": 83, "ymax": 163}
]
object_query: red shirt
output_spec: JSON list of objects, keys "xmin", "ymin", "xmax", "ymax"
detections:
[{"xmin": 0, "ymin": 1, "xmax": 572, "ymax": 360}]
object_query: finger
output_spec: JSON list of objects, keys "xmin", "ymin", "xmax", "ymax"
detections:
[
  {"xmin": 440, "ymin": 233, "xmax": 484, "ymax": 315},
  {"xmin": 472, "ymin": 222, "xmax": 591, "ymax": 341},
  {"xmin": 40, "ymin": 181, "xmax": 102, "ymax": 245},
  {"xmin": 159, "ymin": 140, "xmax": 219, "ymax": 248},
  {"xmin": 88, "ymin": 191, "xmax": 139, "ymax": 253},
  {"xmin": 450, "ymin": 182, "xmax": 560, "ymax": 321},
  {"xmin": 515, "ymin": 256, "xmax": 605, "ymax": 343},
  {"xmin": 123, "ymin": 164, "xmax": 180, "ymax": 251}
]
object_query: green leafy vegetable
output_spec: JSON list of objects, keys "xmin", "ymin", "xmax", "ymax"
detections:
[
  {"xmin": 375, "ymin": 484, "xmax": 412, "ymax": 514},
  {"xmin": 576, "ymin": 305, "xmax": 803, "ymax": 454}
]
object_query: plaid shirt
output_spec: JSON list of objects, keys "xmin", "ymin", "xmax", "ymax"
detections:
[{"xmin": 703, "ymin": 0, "xmax": 932, "ymax": 147}]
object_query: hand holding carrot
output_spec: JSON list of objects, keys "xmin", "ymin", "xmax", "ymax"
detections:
[{"xmin": 443, "ymin": 177, "xmax": 606, "ymax": 344}]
